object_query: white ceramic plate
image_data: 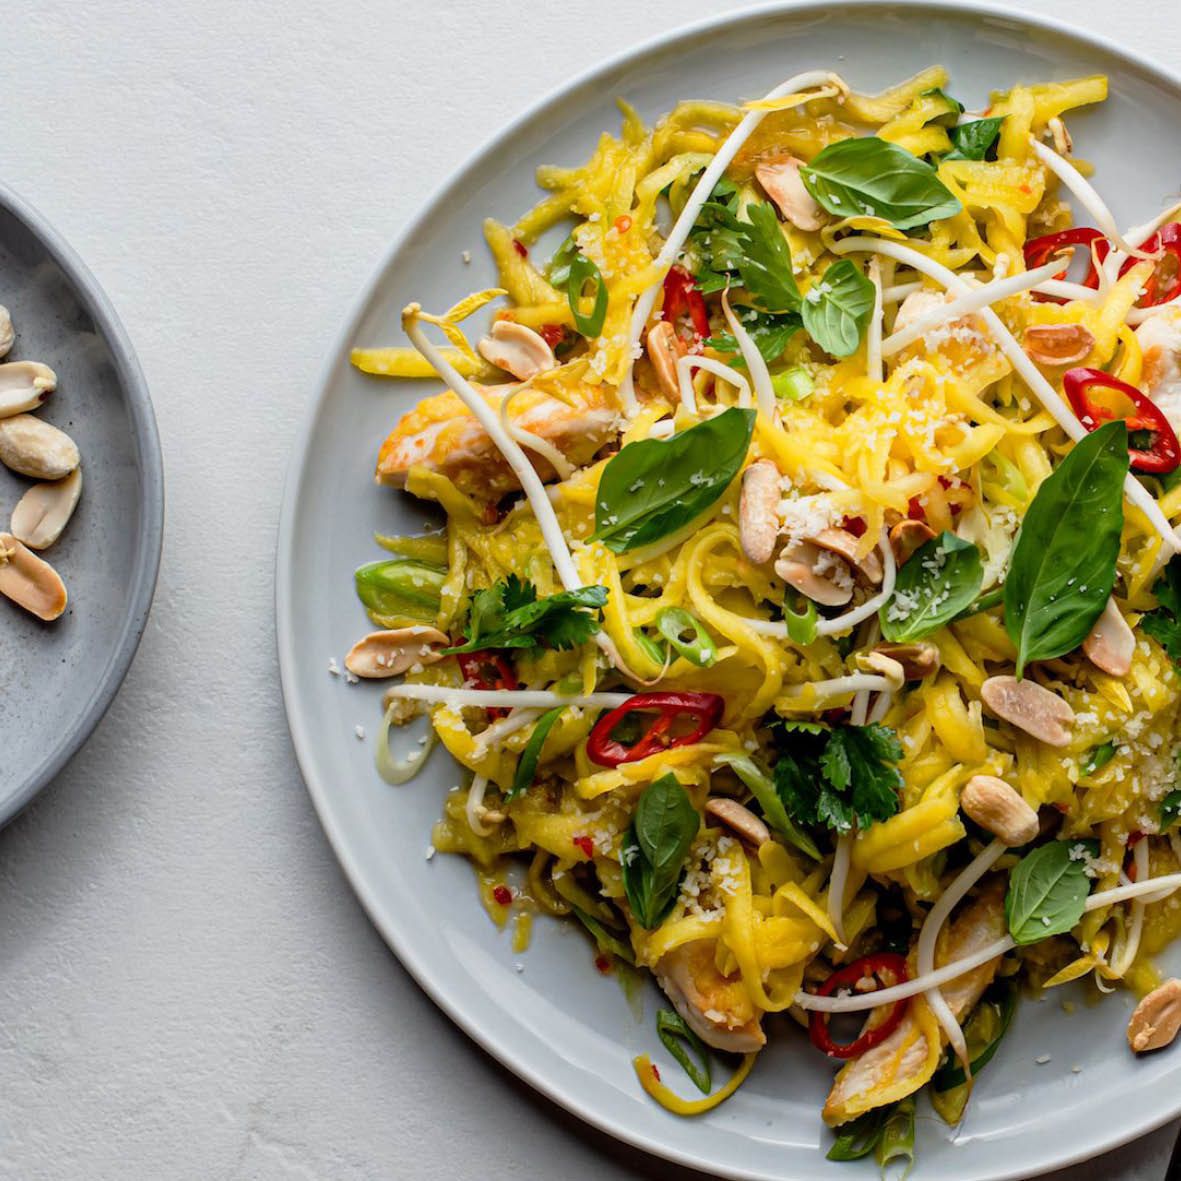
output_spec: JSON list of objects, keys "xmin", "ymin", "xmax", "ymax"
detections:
[{"xmin": 277, "ymin": 5, "xmax": 1181, "ymax": 1177}]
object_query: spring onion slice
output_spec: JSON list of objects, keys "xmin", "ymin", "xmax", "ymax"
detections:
[{"xmin": 375, "ymin": 706, "xmax": 437, "ymax": 785}]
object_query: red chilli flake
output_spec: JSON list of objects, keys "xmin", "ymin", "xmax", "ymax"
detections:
[
  {"xmin": 651, "ymin": 1063, "xmax": 662, "ymax": 1082},
  {"xmin": 511, "ymin": 238, "xmax": 528, "ymax": 258},
  {"xmin": 492, "ymin": 885, "xmax": 513, "ymax": 907},
  {"xmin": 613, "ymin": 215, "xmax": 632, "ymax": 234},
  {"xmin": 842, "ymin": 515, "xmax": 868, "ymax": 538},
  {"xmin": 595, "ymin": 954, "xmax": 613, "ymax": 975},
  {"xmin": 573, "ymin": 835, "xmax": 595, "ymax": 859},
  {"xmin": 538, "ymin": 323, "xmax": 566, "ymax": 349}
]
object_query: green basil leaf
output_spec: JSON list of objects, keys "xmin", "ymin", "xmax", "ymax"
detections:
[
  {"xmin": 800, "ymin": 260, "xmax": 875, "ymax": 357},
  {"xmin": 1004, "ymin": 421, "xmax": 1128, "ymax": 676},
  {"xmin": 801, "ymin": 136, "xmax": 962, "ymax": 229},
  {"xmin": 1005, "ymin": 840, "xmax": 1097, "ymax": 945},
  {"xmin": 920, "ymin": 86, "xmax": 965, "ymax": 126},
  {"xmin": 656, "ymin": 1009, "xmax": 712, "ymax": 1095},
  {"xmin": 592, "ymin": 407, "xmax": 755, "ymax": 553},
  {"xmin": 354, "ymin": 558, "xmax": 445, "ymax": 622},
  {"xmin": 946, "ymin": 116, "xmax": 1005, "ymax": 161},
  {"xmin": 635, "ymin": 773, "xmax": 699, "ymax": 870},
  {"xmin": 1081, "ymin": 741, "xmax": 1118, "ymax": 776},
  {"xmin": 566, "ymin": 252, "xmax": 608, "ymax": 338},
  {"xmin": 507, "ymin": 707, "xmax": 564, "ymax": 800},
  {"xmin": 880, "ymin": 531, "xmax": 984, "ymax": 642},
  {"xmin": 714, "ymin": 752, "xmax": 821, "ymax": 860},
  {"xmin": 737, "ymin": 201, "xmax": 801, "ymax": 312},
  {"xmin": 1160, "ymin": 790, "xmax": 1181, "ymax": 832},
  {"xmin": 622, "ymin": 775, "xmax": 699, "ymax": 929}
]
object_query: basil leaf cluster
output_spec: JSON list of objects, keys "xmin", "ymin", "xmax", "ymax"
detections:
[{"xmin": 621, "ymin": 774, "xmax": 700, "ymax": 929}]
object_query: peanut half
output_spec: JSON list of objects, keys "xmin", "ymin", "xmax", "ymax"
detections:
[
  {"xmin": 960, "ymin": 775, "xmax": 1039, "ymax": 846},
  {"xmin": 1128, "ymin": 979, "xmax": 1181, "ymax": 1053}
]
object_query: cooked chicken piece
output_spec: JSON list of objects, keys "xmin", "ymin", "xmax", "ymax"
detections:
[
  {"xmin": 823, "ymin": 882, "xmax": 1007, "ymax": 1126},
  {"xmin": 1135, "ymin": 307, "xmax": 1181, "ymax": 437},
  {"xmin": 892, "ymin": 289, "xmax": 1008, "ymax": 380},
  {"xmin": 376, "ymin": 381, "xmax": 620, "ymax": 499},
  {"xmin": 655, "ymin": 938, "xmax": 767, "ymax": 1053}
]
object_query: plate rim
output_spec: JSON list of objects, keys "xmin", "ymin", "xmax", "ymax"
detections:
[
  {"xmin": 275, "ymin": 3, "xmax": 1181, "ymax": 1175},
  {"xmin": 0, "ymin": 178, "xmax": 165, "ymax": 827}
]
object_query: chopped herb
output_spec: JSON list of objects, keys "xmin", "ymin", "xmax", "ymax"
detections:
[
  {"xmin": 1141, "ymin": 553, "xmax": 1181, "ymax": 669},
  {"xmin": 773, "ymin": 723, "xmax": 903, "ymax": 835},
  {"xmin": 1081, "ymin": 741, "xmax": 1117, "ymax": 776},
  {"xmin": 946, "ymin": 116, "xmax": 1005, "ymax": 161},
  {"xmin": 1160, "ymin": 789, "xmax": 1181, "ymax": 832},
  {"xmin": 444, "ymin": 575, "xmax": 606, "ymax": 654}
]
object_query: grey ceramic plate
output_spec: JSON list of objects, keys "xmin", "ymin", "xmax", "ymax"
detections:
[
  {"xmin": 277, "ymin": 5, "xmax": 1181, "ymax": 1178},
  {"xmin": 0, "ymin": 182, "xmax": 162, "ymax": 825}
]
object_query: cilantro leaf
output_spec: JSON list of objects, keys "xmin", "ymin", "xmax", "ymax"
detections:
[
  {"xmin": 687, "ymin": 198, "xmax": 800, "ymax": 312},
  {"xmin": 821, "ymin": 725, "xmax": 905, "ymax": 829},
  {"xmin": 704, "ymin": 310, "xmax": 801, "ymax": 365},
  {"xmin": 772, "ymin": 723, "xmax": 904, "ymax": 835},
  {"xmin": 1142, "ymin": 555, "xmax": 1181, "ymax": 667},
  {"xmin": 444, "ymin": 577, "xmax": 607, "ymax": 654}
]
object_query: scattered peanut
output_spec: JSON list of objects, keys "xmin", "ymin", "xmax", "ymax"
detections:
[
  {"xmin": 980, "ymin": 675, "xmax": 1074, "ymax": 746},
  {"xmin": 856, "ymin": 650, "xmax": 905, "ymax": 690},
  {"xmin": 1082, "ymin": 597, "xmax": 1134, "ymax": 678},
  {"xmin": 0, "ymin": 413, "xmax": 79, "ymax": 480},
  {"xmin": 706, "ymin": 798, "xmax": 770, "ymax": 848},
  {"xmin": 874, "ymin": 641, "xmax": 940, "ymax": 680},
  {"xmin": 0, "ymin": 306, "xmax": 12, "ymax": 358},
  {"xmin": 739, "ymin": 459, "xmax": 781, "ymax": 564},
  {"xmin": 645, "ymin": 320, "xmax": 683, "ymax": 401},
  {"xmin": 0, "ymin": 361, "xmax": 55, "ymax": 418},
  {"xmin": 1022, "ymin": 323, "xmax": 1095, "ymax": 366},
  {"xmin": 960, "ymin": 775, "xmax": 1039, "ymax": 846},
  {"xmin": 1127, "ymin": 979, "xmax": 1181, "ymax": 1053},
  {"xmin": 889, "ymin": 518, "xmax": 935, "ymax": 566},
  {"xmin": 10, "ymin": 467, "xmax": 82, "ymax": 550},
  {"xmin": 344, "ymin": 626, "xmax": 449, "ymax": 679},
  {"xmin": 775, "ymin": 539, "xmax": 853, "ymax": 606},
  {"xmin": 477, "ymin": 320, "xmax": 555, "ymax": 380},
  {"xmin": 0, "ymin": 532, "xmax": 67, "ymax": 620},
  {"xmin": 810, "ymin": 527, "xmax": 883, "ymax": 585}
]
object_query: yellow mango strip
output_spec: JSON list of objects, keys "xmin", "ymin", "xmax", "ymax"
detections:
[{"xmin": 633, "ymin": 1051, "xmax": 757, "ymax": 1115}]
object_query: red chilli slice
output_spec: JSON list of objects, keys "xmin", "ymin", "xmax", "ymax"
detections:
[
  {"xmin": 586, "ymin": 691, "xmax": 725, "ymax": 767},
  {"xmin": 808, "ymin": 953, "xmax": 911, "ymax": 1059},
  {"xmin": 1063, "ymin": 367, "xmax": 1181, "ymax": 474}
]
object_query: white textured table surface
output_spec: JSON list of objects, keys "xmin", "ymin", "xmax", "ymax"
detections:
[{"xmin": 1, "ymin": 2, "xmax": 1179, "ymax": 1178}]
